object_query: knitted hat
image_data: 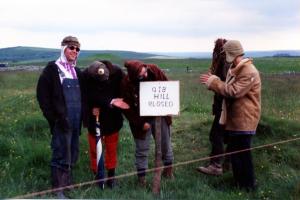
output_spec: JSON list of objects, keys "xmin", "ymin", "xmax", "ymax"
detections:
[
  {"xmin": 87, "ymin": 61, "xmax": 109, "ymax": 81},
  {"xmin": 61, "ymin": 36, "xmax": 81, "ymax": 48},
  {"xmin": 223, "ymin": 40, "xmax": 244, "ymax": 63}
]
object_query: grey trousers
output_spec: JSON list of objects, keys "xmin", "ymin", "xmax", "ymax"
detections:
[{"xmin": 134, "ymin": 117, "xmax": 174, "ymax": 172}]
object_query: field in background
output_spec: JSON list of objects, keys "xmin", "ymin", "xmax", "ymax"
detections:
[{"xmin": 0, "ymin": 57, "xmax": 299, "ymax": 199}]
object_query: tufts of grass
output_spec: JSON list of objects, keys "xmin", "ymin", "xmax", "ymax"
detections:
[{"xmin": 0, "ymin": 58, "xmax": 300, "ymax": 199}]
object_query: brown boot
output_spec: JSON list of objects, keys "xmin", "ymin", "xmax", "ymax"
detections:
[
  {"xmin": 196, "ymin": 164, "xmax": 223, "ymax": 176},
  {"xmin": 137, "ymin": 176, "xmax": 146, "ymax": 187},
  {"xmin": 162, "ymin": 166, "xmax": 174, "ymax": 179}
]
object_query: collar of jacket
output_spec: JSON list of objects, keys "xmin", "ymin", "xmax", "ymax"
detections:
[{"xmin": 229, "ymin": 58, "xmax": 253, "ymax": 76}]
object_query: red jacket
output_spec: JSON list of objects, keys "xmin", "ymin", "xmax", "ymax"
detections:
[{"xmin": 121, "ymin": 60, "xmax": 172, "ymax": 139}]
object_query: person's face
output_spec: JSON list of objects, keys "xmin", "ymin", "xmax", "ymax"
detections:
[
  {"xmin": 233, "ymin": 55, "xmax": 243, "ymax": 66},
  {"xmin": 64, "ymin": 45, "xmax": 80, "ymax": 62},
  {"xmin": 138, "ymin": 67, "xmax": 148, "ymax": 81}
]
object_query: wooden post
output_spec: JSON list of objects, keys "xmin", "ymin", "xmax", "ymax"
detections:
[{"xmin": 152, "ymin": 116, "xmax": 162, "ymax": 195}]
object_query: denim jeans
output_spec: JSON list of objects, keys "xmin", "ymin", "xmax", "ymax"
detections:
[{"xmin": 51, "ymin": 78, "xmax": 81, "ymax": 170}]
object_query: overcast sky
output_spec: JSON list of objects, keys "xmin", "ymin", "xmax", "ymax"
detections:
[{"xmin": 0, "ymin": 0, "xmax": 299, "ymax": 52}]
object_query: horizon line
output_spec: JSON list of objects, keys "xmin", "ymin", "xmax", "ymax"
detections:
[{"xmin": 1, "ymin": 45, "xmax": 300, "ymax": 53}]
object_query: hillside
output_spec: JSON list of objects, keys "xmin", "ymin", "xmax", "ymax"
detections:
[
  {"xmin": 153, "ymin": 50, "xmax": 300, "ymax": 58},
  {"xmin": 0, "ymin": 46, "xmax": 60, "ymax": 63},
  {"xmin": 1, "ymin": 46, "xmax": 300, "ymax": 67},
  {"xmin": 0, "ymin": 46, "xmax": 158, "ymax": 65},
  {"xmin": 77, "ymin": 53, "xmax": 124, "ymax": 66}
]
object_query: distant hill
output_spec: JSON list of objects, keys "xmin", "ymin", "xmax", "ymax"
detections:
[
  {"xmin": 245, "ymin": 50, "xmax": 300, "ymax": 58},
  {"xmin": 0, "ymin": 46, "xmax": 60, "ymax": 63},
  {"xmin": 0, "ymin": 46, "xmax": 158, "ymax": 65},
  {"xmin": 153, "ymin": 50, "xmax": 300, "ymax": 58},
  {"xmin": 77, "ymin": 53, "xmax": 124, "ymax": 66},
  {"xmin": 151, "ymin": 52, "xmax": 211, "ymax": 59},
  {"xmin": 1, "ymin": 46, "xmax": 300, "ymax": 66}
]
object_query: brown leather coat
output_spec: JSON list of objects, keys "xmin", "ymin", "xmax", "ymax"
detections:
[{"xmin": 206, "ymin": 58, "xmax": 261, "ymax": 131}]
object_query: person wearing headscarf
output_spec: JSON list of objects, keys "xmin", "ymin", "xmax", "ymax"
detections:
[{"xmin": 36, "ymin": 36, "xmax": 82, "ymax": 198}]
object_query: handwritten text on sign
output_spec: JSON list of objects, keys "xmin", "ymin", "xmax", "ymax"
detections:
[{"xmin": 139, "ymin": 81, "xmax": 180, "ymax": 116}]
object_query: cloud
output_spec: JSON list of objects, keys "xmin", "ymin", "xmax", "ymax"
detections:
[{"xmin": 0, "ymin": 0, "xmax": 299, "ymax": 51}]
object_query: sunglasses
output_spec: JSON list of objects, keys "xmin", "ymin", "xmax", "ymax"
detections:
[{"xmin": 68, "ymin": 46, "xmax": 80, "ymax": 52}]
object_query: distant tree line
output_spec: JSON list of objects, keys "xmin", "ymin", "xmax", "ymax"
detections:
[{"xmin": 273, "ymin": 53, "xmax": 293, "ymax": 57}]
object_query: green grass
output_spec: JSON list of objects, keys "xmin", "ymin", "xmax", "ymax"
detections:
[
  {"xmin": 0, "ymin": 57, "xmax": 299, "ymax": 199},
  {"xmin": 254, "ymin": 57, "xmax": 300, "ymax": 73}
]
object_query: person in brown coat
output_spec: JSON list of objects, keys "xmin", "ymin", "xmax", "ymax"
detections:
[
  {"xmin": 200, "ymin": 40, "xmax": 261, "ymax": 191},
  {"xmin": 120, "ymin": 60, "xmax": 174, "ymax": 186}
]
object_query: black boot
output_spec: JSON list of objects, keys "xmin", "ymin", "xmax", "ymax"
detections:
[
  {"xmin": 51, "ymin": 167, "xmax": 68, "ymax": 199},
  {"xmin": 60, "ymin": 169, "xmax": 72, "ymax": 191},
  {"xmin": 106, "ymin": 169, "xmax": 116, "ymax": 189},
  {"xmin": 95, "ymin": 172, "xmax": 105, "ymax": 190},
  {"xmin": 51, "ymin": 167, "xmax": 59, "ymax": 189}
]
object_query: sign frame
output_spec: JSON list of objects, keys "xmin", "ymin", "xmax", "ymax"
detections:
[{"xmin": 139, "ymin": 81, "xmax": 180, "ymax": 116}]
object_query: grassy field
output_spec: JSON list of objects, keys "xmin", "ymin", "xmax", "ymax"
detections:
[{"xmin": 0, "ymin": 57, "xmax": 300, "ymax": 199}]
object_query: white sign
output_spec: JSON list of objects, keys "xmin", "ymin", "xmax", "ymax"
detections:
[{"xmin": 139, "ymin": 81, "xmax": 180, "ymax": 116}]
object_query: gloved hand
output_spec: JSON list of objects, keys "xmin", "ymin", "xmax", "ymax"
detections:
[{"xmin": 55, "ymin": 117, "xmax": 70, "ymax": 133}]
